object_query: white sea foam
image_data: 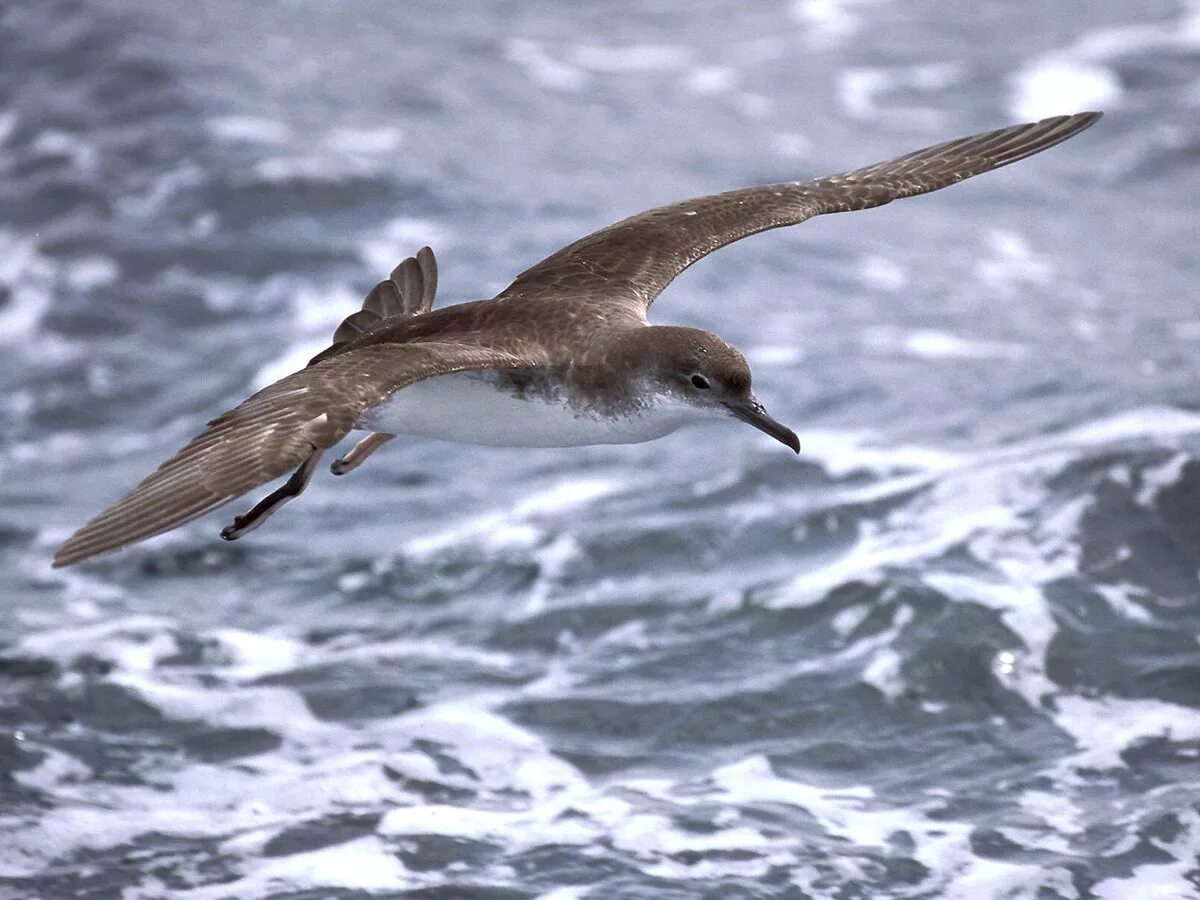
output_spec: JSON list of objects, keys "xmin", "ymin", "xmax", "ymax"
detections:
[
  {"xmin": 706, "ymin": 754, "xmax": 1074, "ymax": 896},
  {"xmin": 568, "ymin": 44, "xmax": 690, "ymax": 74},
  {"xmin": 837, "ymin": 63, "xmax": 960, "ymax": 124},
  {"xmin": 18, "ymin": 614, "xmax": 180, "ymax": 671},
  {"xmin": 1011, "ymin": 60, "xmax": 1121, "ymax": 122},
  {"xmin": 248, "ymin": 123, "xmax": 408, "ymax": 182},
  {"xmin": 1009, "ymin": 3, "xmax": 1200, "ymax": 121},
  {"xmin": 973, "ymin": 229, "xmax": 1054, "ymax": 295},
  {"xmin": 32, "ymin": 129, "xmax": 98, "ymax": 172},
  {"xmin": 208, "ymin": 116, "xmax": 290, "ymax": 144},
  {"xmin": 683, "ymin": 65, "xmax": 736, "ymax": 95},
  {"xmin": 1093, "ymin": 809, "xmax": 1200, "ymax": 899},
  {"xmin": 0, "ymin": 110, "xmax": 16, "ymax": 145},
  {"xmin": 169, "ymin": 837, "xmax": 411, "ymax": 899},
  {"xmin": 358, "ymin": 216, "xmax": 451, "ymax": 276},
  {"xmin": 251, "ymin": 282, "xmax": 360, "ymax": 387},
  {"xmin": 251, "ymin": 339, "xmax": 326, "ymax": 388},
  {"xmin": 209, "ymin": 627, "xmax": 306, "ymax": 679},
  {"xmin": 857, "ymin": 254, "xmax": 908, "ymax": 292},
  {"xmin": 401, "ymin": 476, "xmax": 617, "ymax": 559},
  {"xmin": 1049, "ymin": 406, "xmax": 1200, "ymax": 450},
  {"xmin": 323, "ymin": 125, "xmax": 403, "ymax": 155},
  {"xmin": 861, "ymin": 326, "xmax": 1028, "ymax": 361},
  {"xmin": 747, "ymin": 344, "xmax": 805, "ymax": 367},
  {"xmin": 506, "ymin": 39, "xmax": 588, "ymax": 92},
  {"xmin": 64, "ymin": 255, "xmax": 119, "ymax": 291},
  {"xmin": 0, "ymin": 231, "xmax": 54, "ymax": 343},
  {"xmin": 798, "ymin": 428, "xmax": 964, "ymax": 477},
  {"xmin": 789, "ymin": 0, "xmax": 891, "ymax": 46},
  {"xmin": 1053, "ymin": 695, "xmax": 1200, "ymax": 771}
]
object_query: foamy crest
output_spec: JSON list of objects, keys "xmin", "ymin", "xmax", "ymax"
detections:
[
  {"xmin": 973, "ymin": 229, "xmax": 1054, "ymax": 295},
  {"xmin": 861, "ymin": 326, "xmax": 1028, "ymax": 361},
  {"xmin": 1011, "ymin": 59, "xmax": 1122, "ymax": 121},
  {"xmin": 358, "ymin": 216, "xmax": 451, "ymax": 275},
  {"xmin": 506, "ymin": 39, "xmax": 588, "ymax": 92},
  {"xmin": 838, "ymin": 63, "xmax": 960, "ymax": 124},
  {"xmin": 1009, "ymin": 3, "xmax": 1200, "ymax": 120},
  {"xmin": 569, "ymin": 44, "xmax": 690, "ymax": 74},
  {"xmin": 1093, "ymin": 809, "xmax": 1200, "ymax": 899},
  {"xmin": 0, "ymin": 231, "xmax": 54, "ymax": 343},
  {"xmin": 790, "ymin": 0, "xmax": 892, "ymax": 46},
  {"xmin": 207, "ymin": 116, "xmax": 291, "ymax": 144},
  {"xmin": 402, "ymin": 476, "xmax": 617, "ymax": 559}
]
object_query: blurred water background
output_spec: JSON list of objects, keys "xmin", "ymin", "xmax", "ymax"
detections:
[{"xmin": 2, "ymin": 1, "xmax": 1200, "ymax": 897}]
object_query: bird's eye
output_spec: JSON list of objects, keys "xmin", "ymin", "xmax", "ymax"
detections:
[{"xmin": 690, "ymin": 374, "xmax": 711, "ymax": 390}]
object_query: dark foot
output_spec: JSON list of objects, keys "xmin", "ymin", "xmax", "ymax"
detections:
[
  {"xmin": 218, "ymin": 449, "xmax": 323, "ymax": 541},
  {"xmin": 220, "ymin": 516, "xmax": 252, "ymax": 541},
  {"xmin": 331, "ymin": 433, "xmax": 394, "ymax": 476}
]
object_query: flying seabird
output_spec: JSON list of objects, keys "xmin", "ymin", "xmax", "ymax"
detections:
[{"xmin": 52, "ymin": 112, "xmax": 1102, "ymax": 567}]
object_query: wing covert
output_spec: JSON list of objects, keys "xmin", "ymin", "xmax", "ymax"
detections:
[
  {"xmin": 496, "ymin": 112, "xmax": 1101, "ymax": 313},
  {"xmin": 52, "ymin": 340, "xmax": 542, "ymax": 567}
]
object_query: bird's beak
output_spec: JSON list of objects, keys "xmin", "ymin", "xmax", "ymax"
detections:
[{"xmin": 724, "ymin": 397, "xmax": 800, "ymax": 453}]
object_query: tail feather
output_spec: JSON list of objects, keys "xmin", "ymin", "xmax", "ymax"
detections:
[{"xmin": 315, "ymin": 246, "xmax": 439, "ymax": 365}]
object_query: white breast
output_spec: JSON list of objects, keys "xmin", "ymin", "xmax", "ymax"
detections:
[{"xmin": 356, "ymin": 371, "xmax": 702, "ymax": 448}]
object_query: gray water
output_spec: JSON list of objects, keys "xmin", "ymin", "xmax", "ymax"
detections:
[{"xmin": 3, "ymin": 1, "xmax": 1200, "ymax": 897}]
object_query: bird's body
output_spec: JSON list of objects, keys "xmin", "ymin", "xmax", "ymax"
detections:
[
  {"xmin": 53, "ymin": 112, "xmax": 1102, "ymax": 567},
  {"xmin": 358, "ymin": 369, "xmax": 707, "ymax": 448}
]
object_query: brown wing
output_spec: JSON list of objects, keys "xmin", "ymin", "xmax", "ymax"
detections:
[
  {"xmin": 312, "ymin": 246, "xmax": 439, "ymax": 366},
  {"xmin": 496, "ymin": 112, "xmax": 1101, "ymax": 312},
  {"xmin": 52, "ymin": 339, "xmax": 540, "ymax": 567}
]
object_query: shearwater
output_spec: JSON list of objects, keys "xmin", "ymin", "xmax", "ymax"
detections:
[{"xmin": 53, "ymin": 112, "xmax": 1101, "ymax": 567}]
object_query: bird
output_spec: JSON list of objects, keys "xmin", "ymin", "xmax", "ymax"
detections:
[{"xmin": 52, "ymin": 111, "xmax": 1101, "ymax": 567}]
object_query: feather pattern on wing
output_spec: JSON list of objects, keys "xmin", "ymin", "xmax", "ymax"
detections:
[
  {"xmin": 496, "ymin": 112, "xmax": 1101, "ymax": 312},
  {"xmin": 52, "ymin": 339, "xmax": 542, "ymax": 567}
]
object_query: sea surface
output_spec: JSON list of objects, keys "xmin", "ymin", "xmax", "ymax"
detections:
[{"xmin": 2, "ymin": 1, "xmax": 1200, "ymax": 897}]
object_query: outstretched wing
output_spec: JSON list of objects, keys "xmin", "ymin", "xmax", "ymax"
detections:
[
  {"xmin": 496, "ymin": 112, "xmax": 1101, "ymax": 313},
  {"xmin": 53, "ymin": 340, "xmax": 540, "ymax": 567},
  {"xmin": 310, "ymin": 246, "xmax": 439, "ymax": 366}
]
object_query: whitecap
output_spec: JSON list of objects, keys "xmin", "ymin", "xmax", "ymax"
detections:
[
  {"xmin": 358, "ymin": 216, "xmax": 451, "ymax": 275},
  {"xmin": 64, "ymin": 255, "xmax": 119, "ymax": 291},
  {"xmin": 861, "ymin": 326, "xmax": 1028, "ymax": 361},
  {"xmin": 683, "ymin": 65, "xmax": 735, "ymax": 95},
  {"xmin": 0, "ymin": 230, "xmax": 54, "ymax": 343},
  {"xmin": 973, "ymin": 229, "xmax": 1054, "ymax": 294},
  {"xmin": 837, "ymin": 63, "xmax": 960, "ymax": 124},
  {"xmin": 1010, "ymin": 59, "xmax": 1122, "ymax": 121},
  {"xmin": 182, "ymin": 836, "xmax": 410, "ymax": 898},
  {"xmin": 323, "ymin": 125, "xmax": 404, "ymax": 155},
  {"xmin": 568, "ymin": 43, "xmax": 690, "ymax": 74},
  {"xmin": 31, "ymin": 129, "xmax": 98, "ymax": 172},
  {"xmin": 1053, "ymin": 695, "xmax": 1200, "ymax": 770},
  {"xmin": 1008, "ymin": 3, "xmax": 1200, "ymax": 121},
  {"xmin": 790, "ymin": 0, "xmax": 891, "ymax": 46},
  {"xmin": 402, "ymin": 477, "xmax": 616, "ymax": 560},
  {"xmin": 1093, "ymin": 810, "xmax": 1200, "ymax": 899},
  {"xmin": 208, "ymin": 115, "xmax": 291, "ymax": 144},
  {"xmin": 505, "ymin": 39, "xmax": 588, "ymax": 92},
  {"xmin": 857, "ymin": 254, "xmax": 907, "ymax": 292}
]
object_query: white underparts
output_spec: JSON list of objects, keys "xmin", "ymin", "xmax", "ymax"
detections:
[{"xmin": 355, "ymin": 370, "xmax": 715, "ymax": 448}]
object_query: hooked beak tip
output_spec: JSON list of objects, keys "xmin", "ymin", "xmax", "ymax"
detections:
[{"xmin": 725, "ymin": 399, "xmax": 801, "ymax": 454}]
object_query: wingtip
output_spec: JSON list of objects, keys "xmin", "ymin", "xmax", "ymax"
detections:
[
  {"xmin": 51, "ymin": 540, "xmax": 85, "ymax": 569},
  {"xmin": 1055, "ymin": 110, "xmax": 1103, "ymax": 130},
  {"xmin": 51, "ymin": 527, "xmax": 106, "ymax": 568}
]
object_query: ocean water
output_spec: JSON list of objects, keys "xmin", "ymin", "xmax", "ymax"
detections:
[{"xmin": 2, "ymin": 1, "xmax": 1200, "ymax": 897}]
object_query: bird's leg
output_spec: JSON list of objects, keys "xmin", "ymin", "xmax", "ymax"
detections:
[
  {"xmin": 330, "ymin": 433, "xmax": 394, "ymax": 476},
  {"xmin": 220, "ymin": 448, "xmax": 324, "ymax": 541}
]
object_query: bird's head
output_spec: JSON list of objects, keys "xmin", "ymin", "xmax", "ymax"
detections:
[{"xmin": 633, "ymin": 326, "xmax": 800, "ymax": 453}]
